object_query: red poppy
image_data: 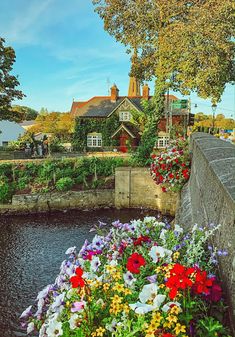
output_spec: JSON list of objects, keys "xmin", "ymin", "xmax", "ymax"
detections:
[
  {"xmin": 126, "ymin": 252, "xmax": 146, "ymax": 274},
  {"xmin": 70, "ymin": 267, "xmax": 85, "ymax": 288}
]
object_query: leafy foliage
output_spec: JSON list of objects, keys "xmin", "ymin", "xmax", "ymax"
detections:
[
  {"xmin": 56, "ymin": 177, "xmax": 74, "ymax": 191},
  {"xmin": 12, "ymin": 105, "xmax": 38, "ymax": 121},
  {"xmin": 93, "ymin": 0, "xmax": 235, "ymax": 106},
  {"xmin": 131, "ymin": 99, "xmax": 157, "ymax": 166},
  {"xmin": 73, "ymin": 115, "xmax": 120, "ymax": 151},
  {"xmin": 0, "ymin": 37, "xmax": 25, "ymax": 121},
  {"xmin": 0, "ymin": 157, "xmax": 131, "ymax": 202}
]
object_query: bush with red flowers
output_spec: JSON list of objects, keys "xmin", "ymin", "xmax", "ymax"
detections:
[{"xmin": 150, "ymin": 138, "xmax": 191, "ymax": 192}]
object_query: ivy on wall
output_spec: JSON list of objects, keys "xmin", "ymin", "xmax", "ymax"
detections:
[{"xmin": 73, "ymin": 114, "xmax": 120, "ymax": 151}]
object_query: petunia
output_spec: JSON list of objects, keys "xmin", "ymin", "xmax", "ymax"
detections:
[
  {"xmin": 46, "ymin": 319, "xmax": 63, "ymax": 337},
  {"xmin": 65, "ymin": 246, "xmax": 76, "ymax": 255},
  {"xmin": 26, "ymin": 322, "xmax": 35, "ymax": 334},
  {"xmin": 123, "ymin": 271, "xmax": 136, "ymax": 286},
  {"xmin": 71, "ymin": 301, "xmax": 86, "ymax": 313},
  {"xmin": 90, "ymin": 256, "xmax": 101, "ymax": 272},
  {"xmin": 149, "ymin": 246, "xmax": 172, "ymax": 263},
  {"xmin": 69, "ymin": 313, "xmax": 81, "ymax": 330},
  {"xmin": 20, "ymin": 305, "xmax": 32, "ymax": 319}
]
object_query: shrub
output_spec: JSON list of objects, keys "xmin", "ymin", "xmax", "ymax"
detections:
[
  {"xmin": 0, "ymin": 177, "xmax": 12, "ymax": 203},
  {"xmin": 55, "ymin": 177, "xmax": 74, "ymax": 191}
]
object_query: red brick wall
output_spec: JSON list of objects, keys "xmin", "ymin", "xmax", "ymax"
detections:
[{"xmin": 157, "ymin": 116, "xmax": 184, "ymax": 132}]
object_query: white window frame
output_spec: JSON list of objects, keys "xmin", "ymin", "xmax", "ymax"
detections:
[
  {"xmin": 87, "ymin": 133, "xmax": 102, "ymax": 147},
  {"xmin": 119, "ymin": 111, "xmax": 131, "ymax": 122},
  {"xmin": 157, "ymin": 136, "xmax": 169, "ymax": 149}
]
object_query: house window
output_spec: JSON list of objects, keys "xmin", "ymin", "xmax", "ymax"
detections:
[
  {"xmin": 87, "ymin": 133, "xmax": 102, "ymax": 147},
  {"xmin": 157, "ymin": 136, "xmax": 169, "ymax": 148},
  {"xmin": 2, "ymin": 141, "xmax": 8, "ymax": 147},
  {"xmin": 119, "ymin": 111, "xmax": 131, "ymax": 122}
]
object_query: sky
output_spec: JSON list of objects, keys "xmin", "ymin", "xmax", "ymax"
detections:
[{"xmin": 0, "ymin": 0, "xmax": 234, "ymax": 118}]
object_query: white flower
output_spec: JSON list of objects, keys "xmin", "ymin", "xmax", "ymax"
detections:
[
  {"xmin": 51, "ymin": 293, "xmax": 65, "ymax": 312},
  {"xmin": 129, "ymin": 302, "xmax": 156, "ymax": 314},
  {"xmin": 162, "ymin": 301, "xmax": 181, "ymax": 312},
  {"xmin": 130, "ymin": 283, "xmax": 166, "ymax": 314},
  {"xmin": 39, "ymin": 323, "xmax": 47, "ymax": 337},
  {"xmin": 69, "ymin": 313, "xmax": 81, "ymax": 330},
  {"xmin": 46, "ymin": 319, "xmax": 63, "ymax": 336},
  {"xmin": 174, "ymin": 224, "xmax": 183, "ymax": 233},
  {"xmin": 149, "ymin": 246, "xmax": 172, "ymax": 263},
  {"xmin": 90, "ymin": 256, "xmax": 101, "ymax": 272},
  {"xmin": 27, "ymin": 322, "xmax": 35, "ymax": 334},
  {"xmin": 37, "ymin": 285, "xmax": 52, "ymax": 300},
  {"xmin": 65, "ymin": 246, "xmax": 76, "ymax": 254},
  {"xmin": 123, "ymin": 271, "xmax": 136, "ymax": 286},
  {"xmin": 139, "ymin": 283, "xmax": 159, "ymax": 303},
  {"xmin": 143, "ymin": 216, "xmax": 157, "ymax": 223},
  {"xmin": 160, "ymin": 229, "xmax": 167, "ymax": 242},
  {"xmin": 20, "ymin": 305, "xmax": 32, "ymax": 319}
]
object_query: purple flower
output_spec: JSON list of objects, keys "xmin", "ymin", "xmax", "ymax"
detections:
[
  {"xmin": 146, "ymin": 275, "xmax": 157, "ymax": 283},
  {"xmin": 217, "ymin": 250, "xmax": 228, "ymax": 256}
]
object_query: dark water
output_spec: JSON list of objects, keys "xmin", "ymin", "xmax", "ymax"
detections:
[{"xmin": 0, "ymin": 208, "xmax": 163, "ymax": 337}]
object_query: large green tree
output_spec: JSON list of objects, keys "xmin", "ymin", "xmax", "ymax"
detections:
[
  {"xmin": 0, "ymin": 38, "xmax": 25, "ymax": 121},
  {"xmin": 12, "ymin": 105, "xmax": 38, "ymax": 120},
  {"xmin": 93, "ymin": 0, "xmax": 235, "ymax": 116}
]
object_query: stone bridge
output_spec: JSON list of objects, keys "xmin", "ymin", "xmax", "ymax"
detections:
[{"xmin": 175, "ymin": 132, "xmax": 235, "ymax": 333}]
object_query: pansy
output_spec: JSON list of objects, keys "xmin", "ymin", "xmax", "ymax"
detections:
[
  {"xmin": 71, "ymin": 300, "xmax": 86, "ymax": 313},
  {"xmin": 69, "ymin": 313, "xmax": 81, "ymax": 330}
]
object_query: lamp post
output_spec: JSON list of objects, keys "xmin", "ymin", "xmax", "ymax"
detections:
[{"xmin": 211, "ymin": 103, "xmax": 217, "ymax": 133}]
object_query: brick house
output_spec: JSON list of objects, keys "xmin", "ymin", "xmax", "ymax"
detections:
[{"xmin": 70, "ymin": 77, "xmax": 188, "ymax": 151}]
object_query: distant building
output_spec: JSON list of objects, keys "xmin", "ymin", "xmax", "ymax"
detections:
[
  {"xmin": 71, "ymin": 76, "xmax": 188, "ymax": 152},
  {"xmin": 0, "ymin": 121, "xmax": 25, "ymax": 147}
]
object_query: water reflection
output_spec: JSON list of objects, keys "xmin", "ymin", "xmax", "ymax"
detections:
[{"xmin": 0, "ymin": 208, "xmax": 163, "ymax": 337}]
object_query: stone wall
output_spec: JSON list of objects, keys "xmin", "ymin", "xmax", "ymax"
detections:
[
  {"xmin": 175, "ymin": 132, "xmax": 235, "ymax": 332},
  {"xmin": 115, "ymin": 167, "xmax": 178, "ymax": 215},
  {"xmin": 0, "ymin": 190, "xmax": 115, "ymax": 215}
]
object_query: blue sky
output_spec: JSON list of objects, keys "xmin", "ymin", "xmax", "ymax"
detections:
[{"xmin": 0, "ymin": 0, "xmax": 234, "ymax": 118}]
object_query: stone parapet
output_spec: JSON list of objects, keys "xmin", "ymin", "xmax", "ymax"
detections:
[{"xmin": 175, "ymin": 132, "xmax": 235, "ymax": 332}]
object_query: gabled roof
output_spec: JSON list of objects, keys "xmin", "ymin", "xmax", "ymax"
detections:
[
  {"xmin": 111, "ymin": 122, "xmax": 140, "ymax": 139},
  {"xmin": 71, "ymin": 94, "xmax": 180, "ymax": 118}
]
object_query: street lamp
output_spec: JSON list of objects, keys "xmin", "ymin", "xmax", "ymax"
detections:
[{"xmin": 211, "ymin": 103, "xmax": 217, "ymax": 132}]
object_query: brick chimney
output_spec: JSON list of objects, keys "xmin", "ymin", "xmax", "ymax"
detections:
[
  {"xmin": 110, "ymin": 84, "xmax": 119, "ymax": 102},
  {"xmin": 142, "ymin": 83, "xmax": 150, "ymax": 100}
]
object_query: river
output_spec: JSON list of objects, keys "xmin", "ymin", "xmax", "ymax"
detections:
[{"xmin": 0, "ymin": 208, "xmax": 165, "ymax": 337}]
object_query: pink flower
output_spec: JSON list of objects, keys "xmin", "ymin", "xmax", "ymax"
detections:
[{"xmin": 71, "ymin": 301, "xmax": 86, "ymax": 312}]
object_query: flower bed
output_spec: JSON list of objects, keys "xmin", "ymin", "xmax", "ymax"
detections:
[
  {"xmin": 150, "ymin": 139, "xmax": 191, "ymax": 192},
  {"xmin": 21, "ymin": 217, "xmax": 231, "ymax": 337}
]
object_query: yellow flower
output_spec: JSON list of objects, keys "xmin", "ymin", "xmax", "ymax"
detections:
[
  {"xmin": 173, "ymin": 252, "xmax": 180, "ymax": 260},
  {"xmin": 174, "ymin": 323, "xmax": 186, "ymax": 335},
  {"xmin": 163, "ymin": 321, "xmax": 174, "ymax": 329},
  {"xmin": 149, "ymin": 321, "xmax": 160, "ymax": 330},
  {"xmin": 156, "ymin": 266, "xmax": 162, "ymax": 273},
  {"xmin": 105, "ymin": 265, "xmax": 116, "ymax": 273},
  {"xmin": 113, "ymin": 283, "xmax": 125, "ymax": 292},
  {"xmin": 65, "ymin": 301, "xmax": 70, "ymax": 307},
  {"xmin": 123, "ymin": 303, "xmax": 130, "ymax": 314},
  {"xmin": 111, "ymin": 295, "xmax": 122, "ymax": 303},
  {"xmin": 152, "ymin": 311, "xmax": 162, "ymax": 322},
  {"xmin": 96, "ymin": 327, "xmax": 105, "ymax": 336},
  {"xmin": 123, "ymin": 288, "xmax": 132, "ymax": 295},
  {"xmin": 158, "ymin": 283, "xmax": 165, "ymax": 289},
  {"xmin": 169, "ymin": 306, "xmax": 181, "ymax": 315},
  {"xmin": 112, "ymin": 272, "xmax": 122, "ymax": 281},
  {"xmin": 166, "ymin": 315, "xmax": 178, "ymax": 323},
  {"xmin": 103, "ymin": 283, "xmax": 110, "ymax": 291}
]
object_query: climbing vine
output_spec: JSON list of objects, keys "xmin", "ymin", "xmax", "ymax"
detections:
[{"xmin": 73, "ymin": 114, "xmax": 120, "ymax": 151}]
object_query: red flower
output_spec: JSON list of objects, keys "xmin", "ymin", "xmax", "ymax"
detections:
[
  {"xmin": 133, "ymin": 235, "xmax": 151, "ymax": 246},
  {"xmin": 162, "ymin": 334, "xmax": 175, "ymax": 337},
  {"xmin": 162, "ymin": 186, "xmax": 167, "ymax": 192},
  {"xmin": 193, "ymin": 270, "xmax": 213, "ymax": 294},
  {"xmin": 126, "ymin": 253, "xmax": 146, "ymax": 274},
  {"xmin": 206, "ymin": 279, "xmax": 222, "ymax": 302},
  {"xmin": 70, "ymin": 267, "xmax": 85, "ymax": 288},
  {"xmin": 165, "ymin": 264, "xmax": 195, "ymax": 299},
  {"xmin": 151, "ymin": 154, "xmax": 157, "ymax": 159}
]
